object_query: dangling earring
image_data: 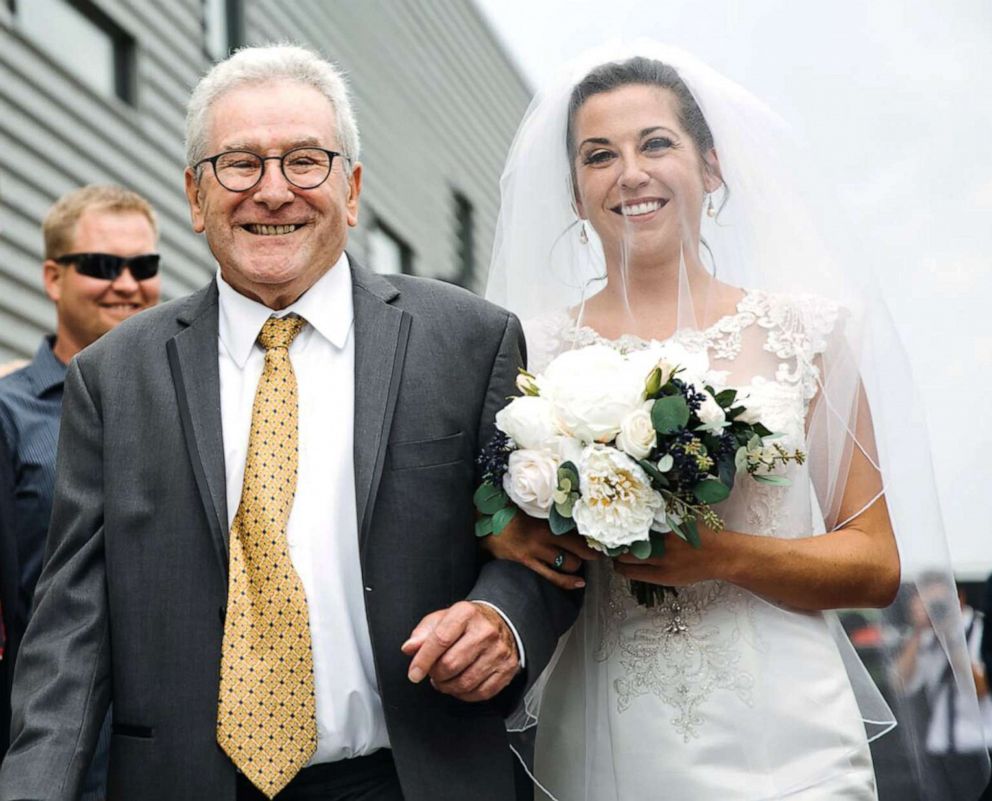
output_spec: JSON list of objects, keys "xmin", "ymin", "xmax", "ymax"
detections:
[
  {"xmin": 579, "ymin": 221, "xmax": 589, "ymax": 244},
  {"xmin": 706, "ymin": 194, "xmax": 716, "ymax": 218}
]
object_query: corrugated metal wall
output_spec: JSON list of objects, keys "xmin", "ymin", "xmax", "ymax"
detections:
[{"xmin": 0, "ymin": 0, "xmax": 530, "ymax": 360}]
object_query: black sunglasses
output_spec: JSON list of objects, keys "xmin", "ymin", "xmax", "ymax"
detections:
[{"xmin": 54, "ymin": 252, "xmax": 160, "ymax": 281}]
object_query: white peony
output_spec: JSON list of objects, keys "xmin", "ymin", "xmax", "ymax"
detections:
[
  {"xmin": 502, "ymin": 449, "xmax": 560, "ymax": 519},
  {"xmin": 571, "ymin": 444, "xmax": 663, "ymax": 550},
  {"xmin": 615, "ymin": 403, "xmax": 657, "ymax": 460},
  {"xmin": 548, "ymin": 435, "xmax": 584, "ymax": 467},
  {"xmin": 695, "ymin": 390, "xmax": 728, "ymax": 434},
  {"xmin": 495, "ymin": 396, "xmax": 559, "ymax": 450},
  {"xmin": 541, "ymin": 345, "xmax": 645, "ymax": 444}
]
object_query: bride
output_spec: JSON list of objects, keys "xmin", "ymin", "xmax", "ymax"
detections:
[{"xmin": 483, "ymin": 44, "xmax": 990, "ymax": 800}]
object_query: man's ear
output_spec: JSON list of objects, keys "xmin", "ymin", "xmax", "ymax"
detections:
[
  {"xmin": 346, "ymin": 162, "xmax": 363, "ymax": 228},
  {"xmin": 43, "ymin": 260, "xmax": 63, "ymax": 304},
  {"xmin": 703, "ymin": 148, "xmax": 724, "ymax": 194},
  {"xmin": 184, "ymin": 167, "xmax": 206, "ymax": 233}
]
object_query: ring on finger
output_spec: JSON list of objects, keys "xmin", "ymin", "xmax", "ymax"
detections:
[{"xmin": 552, "ymin": 550, "xmax": 568, "ymax": 571}]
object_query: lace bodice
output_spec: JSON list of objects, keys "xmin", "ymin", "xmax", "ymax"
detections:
[{"xmin": 524, "ymin": 290, "xmax": 845, "ymax": 741}]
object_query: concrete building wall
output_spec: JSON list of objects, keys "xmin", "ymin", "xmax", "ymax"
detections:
[{"xmin": 0, "ymin": 0, "xmax": 530, "ymax": 359}]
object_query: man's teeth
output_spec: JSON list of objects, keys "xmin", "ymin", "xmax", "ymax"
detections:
[
  {"xmin": 621, "ymin": 200, "xmax": 664, "ymax": 216},
  {"xmin": 247, "ymin": 224, "xmax": 300, "ymax": 236}
]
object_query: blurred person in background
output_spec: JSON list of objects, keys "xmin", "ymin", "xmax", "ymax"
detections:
[
  {"xmin": 894, "ymin": 573, "xmax": 992, "ymax": 800},
  {"xmin": 0, "ymin": 184, "xmax": 161, "ymax": 799}
]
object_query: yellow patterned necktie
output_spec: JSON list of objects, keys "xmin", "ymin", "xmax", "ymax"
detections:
[{"xmin": 217, "ymin": 314, "xmax": 316, "ymax": 799}]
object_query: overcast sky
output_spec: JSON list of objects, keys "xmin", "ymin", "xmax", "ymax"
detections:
[{"xmin": 475, "ymin": 0, "xmax": 992, "ymax": 576}]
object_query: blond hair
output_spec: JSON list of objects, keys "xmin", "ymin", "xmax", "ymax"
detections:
[{"xmin": 43, "ymin": 184, "xmax": 158, "ymax": 260}]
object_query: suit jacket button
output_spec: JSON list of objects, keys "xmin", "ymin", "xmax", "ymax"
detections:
[{"xmin": 364, "ymin": 586, "xmax": 373, "ymax": 593}]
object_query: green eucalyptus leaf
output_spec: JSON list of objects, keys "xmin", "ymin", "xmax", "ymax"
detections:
[
  {"xmin": 474, "ymin": 516, "xmax": 494, "ymax": 538},
  {"xmin": 650, "ymin": 533, "xmax": 667, "ymax": 558},
  {"xmin": 753, "ymin": 474, "xmax": 792, "ymax": 486},
  {"xmin": 715, "ymin": 388, "xmax": 738, "ymax": 407},
  {"xmin": 751, "ymin": 422, "xmax": 773, "ymax": 438},
  {"xmin": 491, "ymin": 506, "xmax": 518, "ymax": 534},
  {"xmin": 681, "ymin": 518, "xmax": 702, "ymax": 549},
  {"xmin": 638, "ymin": 459, "xmax": 670, "ymax": 488},
  {"xmin": 651, "ymin": 395, "xmax": 691, "ymax": 435},
  {"xmin": 693, "ymin": 478, "xmax": 731, "ymax": 505},
  {"xmin": 629, "ymin": 539, "xmax": 653, "ymax": 560},
  {"xmin": 734, "ymin": 446, "xmax": 748, "ymax": 472},
  {"xmin": 559, "ymin": 461, "xmax": 580, "ymax": 485},
  {"xmin": 549, "ymin": 505, "xmax": 577, "ymax": 535},
  {"xmin": 718, "ymin": 456, "xmax": 737, "ymax": 490},
  {"xmin": 473, "ymin": 482, "xmax": 509, "ymax": 515},
  {"xmin": 657, "ymin": 454, "xmax": 674, "ymax": 473}
]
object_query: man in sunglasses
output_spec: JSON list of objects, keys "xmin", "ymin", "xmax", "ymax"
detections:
[{"xmin": 0, "ymin": 183, "xmax": 160, "ymax": 800}]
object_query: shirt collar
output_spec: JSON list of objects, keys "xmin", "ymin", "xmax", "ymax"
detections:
[
  {"xmin": 25, "ymin": 335, "xmax": 67, "ymax": 396},
  {"xmin": 217, "ymin": 252, "xmax": 354, "ymax": 369}
]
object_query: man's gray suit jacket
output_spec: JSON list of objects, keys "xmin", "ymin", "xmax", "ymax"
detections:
[{"xmin": 0, "ymin": 263, "xmax": 579, "ymax": 801}]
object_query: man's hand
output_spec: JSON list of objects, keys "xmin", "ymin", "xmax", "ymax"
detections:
[{"xmin": 401, "ymin": 601, "xmax": 519, "ymax": 702}]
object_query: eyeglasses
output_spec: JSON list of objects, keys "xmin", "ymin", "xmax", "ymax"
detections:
[
  {"xmin": 194, "ymin": 146, "xmax": 344, "ymax": 192},
  {"xmin": 54, "ymin": 252, "xmax": 161, "ymax": 281}
]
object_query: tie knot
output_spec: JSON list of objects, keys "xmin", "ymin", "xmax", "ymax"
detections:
[{"xmin": 258, "ymin": 315, "xmax": 306, "ymax": 351}]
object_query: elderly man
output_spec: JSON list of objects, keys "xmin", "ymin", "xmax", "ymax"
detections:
[
  {"xmin": 0, "ymin": 185, "xmax": 161, "ymax": 799},
  {"xmin": 0, "ymin": 46, "xmax": 576, "ymax": 801}
]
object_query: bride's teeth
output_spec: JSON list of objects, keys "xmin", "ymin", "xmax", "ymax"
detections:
[{"xmin": 622, "ymin": 201, "xmax": 662, "ymax": 216}]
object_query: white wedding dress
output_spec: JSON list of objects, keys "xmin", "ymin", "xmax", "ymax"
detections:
[{"xmin": 520, "ymin": 290, "xmax": 880, "ymax": 801}]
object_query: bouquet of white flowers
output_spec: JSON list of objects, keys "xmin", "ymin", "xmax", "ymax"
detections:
[{"xmin": 475, "ymin": 343, "xmax": 805, "ymax": 606}]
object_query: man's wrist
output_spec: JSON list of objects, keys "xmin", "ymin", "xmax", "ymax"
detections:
[{"xmin": 471, "ymin": 600, "xmax": 525, "ymax": 669}]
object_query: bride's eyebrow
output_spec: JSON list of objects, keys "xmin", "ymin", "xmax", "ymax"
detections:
[
  {"xmin": 641, "ymin": 126, "xmax": 678, "ymax": 137},
  {"xmin": 578, "ymin": 137, "xmax": 612, "ymax": 149}
]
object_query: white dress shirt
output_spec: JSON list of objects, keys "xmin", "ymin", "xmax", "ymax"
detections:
[{"xmin": 217, "ymin": 254, "xmax": 389, "ymax": 763}]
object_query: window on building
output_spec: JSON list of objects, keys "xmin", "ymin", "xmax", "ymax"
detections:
[
  {"xmin": 15, "ymin": 0, "xmax": 135, "ymax": 103},
  {"xmin": 368, "ymin": 221, "xmax": 412, "ymax": 276},
  {"xmin": 453, "ymin": 191, "xmax": 475, "ymax": 287},
  {"xmin": 203, "ymin": 0, "xmax": 244, "ymax": 61}
]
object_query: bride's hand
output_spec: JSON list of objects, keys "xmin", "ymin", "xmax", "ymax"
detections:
[
  {"xmin": 613, "ymin": 525, "xmax": 730, "ymax": 587},
  {"xmin": 480, "ymin": 513, "xmax": 599, "ymax": 591}
]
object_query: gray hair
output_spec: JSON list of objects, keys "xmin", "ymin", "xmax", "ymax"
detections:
[{"xmin": 185, "ymin": 43, "xmax": 360, "ymax": 174}]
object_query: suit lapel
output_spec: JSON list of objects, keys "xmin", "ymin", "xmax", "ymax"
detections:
[
  {"xmin": 351, "ymin": 264, "xmax": 409, "ymax": 553},
  {"xmin": 167, "ymin": 282, "xmax": 229, "ymax": 574}
]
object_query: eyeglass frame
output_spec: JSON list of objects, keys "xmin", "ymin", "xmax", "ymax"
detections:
[
  {"xmin": 193, "ymin": 146, "xmax": 349, "ymax": 193},
  {"xmin": 53, "ymin": 252, "xmax": 161, "ymax": 281}
]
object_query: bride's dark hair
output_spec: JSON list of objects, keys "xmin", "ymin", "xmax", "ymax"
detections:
[{"xmin": 566, "ymin": 56, "xmax": 716, "ymax": 173}]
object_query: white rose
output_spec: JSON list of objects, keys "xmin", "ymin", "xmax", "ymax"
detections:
[
  {"xmin": 696, "ymin": 390, "xmax": 728, "ymax": 434},
  {"xmin": 541, "ymin": 345, "xmax": 645, "ymax": 444},
  {"xmin": 571, "ymin": 444, "xmax": 662, "ymax": 550},
  {"xmin": 495, "ymin": 396, "xmax": 558, "ymax": 450},
  {"xmin": 502, "ymin": 449, "xmax": 560, "ymax": 519},
  {"xmin": 615, "ymin": 404, "xmax": 657, "ymax": 460}
]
